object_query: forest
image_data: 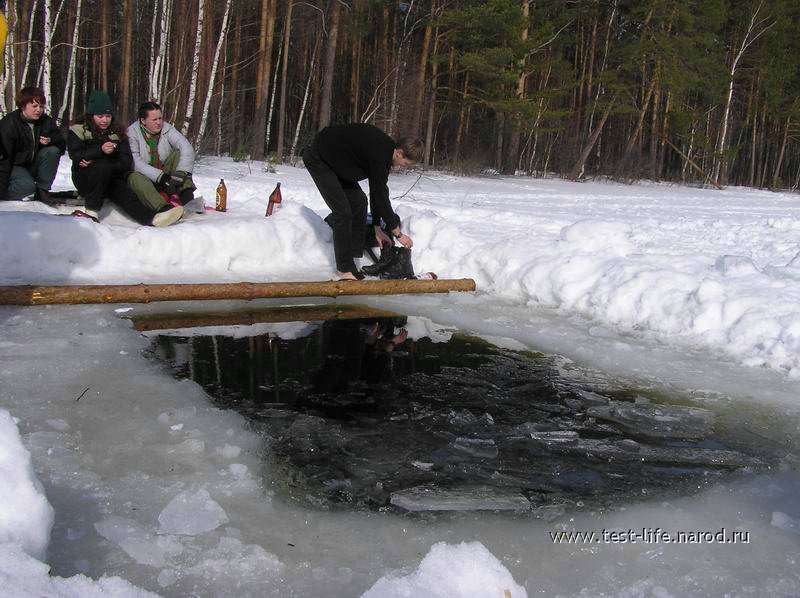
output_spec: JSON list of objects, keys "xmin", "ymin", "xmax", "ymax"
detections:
[{"xmin": 2, "ymin": 0, "xmax": 800, "ymax": 189}]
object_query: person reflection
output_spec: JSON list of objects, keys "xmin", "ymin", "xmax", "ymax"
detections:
[{"xmin": 311, "ymin": 318, "xmax": 409, "ymax": 395}]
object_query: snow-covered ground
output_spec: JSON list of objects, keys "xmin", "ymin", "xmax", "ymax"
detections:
[{"xmin": 1, "ymin": 158, "xmax": 800, "ymax": 596}]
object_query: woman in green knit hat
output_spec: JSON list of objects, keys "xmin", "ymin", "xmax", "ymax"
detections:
[{"xmin": 66, "ymin": 90, "xmax": 183, "ymax": 226}]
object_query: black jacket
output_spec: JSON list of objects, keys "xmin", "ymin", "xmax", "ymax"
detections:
[
  {"xmin": 67, "ymin": 124, "xmax": 134, "ymax": 179},
  {"xmin": 315, "ymin": 123, "xmax": 400, "ymax": 232},
  {"xmin": 0, "ymin": 110, "xmax": 66, "ymax": 200}
]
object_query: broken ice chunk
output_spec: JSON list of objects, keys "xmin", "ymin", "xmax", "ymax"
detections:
[
  {"xmin": 95, "ymin": 516, "xmax": 183, "ymax": 567},
  {"xmin": 452, "ymin": 438, "xmax": 499, "ymax": 458},
  {"xmin": 529, "ymin": 431, "xmax": 580, "ymax": 446},
  {"xmin": 158, "ymin": 488, "xmax": 229, "ymax": 536},
  {"xmin": 586, "ymin": 401, "xmax": 714, "ymax": 439},
  {"xmin": 390, "ymin": 485, "xmax": 531, "ymax": 512}
]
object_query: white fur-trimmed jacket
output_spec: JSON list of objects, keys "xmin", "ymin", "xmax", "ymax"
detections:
[{"xmin": 126, "ymin": 121, "xmax": 194, "ymax": 182}]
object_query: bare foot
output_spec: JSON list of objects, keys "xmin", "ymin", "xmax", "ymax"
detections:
[{"xmin": 335, "ymin": 271, "xmax": 358, "ymax": 281}]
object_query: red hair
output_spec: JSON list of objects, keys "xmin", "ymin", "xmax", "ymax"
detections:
[{"xmin": 15, "ymin": 87, "xmax": 46, "ymax": 109}]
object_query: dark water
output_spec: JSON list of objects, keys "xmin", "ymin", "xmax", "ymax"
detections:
[{"xmin": 147, "ymin": 313, "xmax": 773, "ymax": 515}]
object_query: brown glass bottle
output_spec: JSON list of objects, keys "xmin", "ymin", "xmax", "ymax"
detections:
[
  {"xmin": 215, "ymin": 179, "xmax": 227, "ymax": 212},
  {"xmin": 266, "ymin": 182, "xmax": 282, "ymax": 216}
]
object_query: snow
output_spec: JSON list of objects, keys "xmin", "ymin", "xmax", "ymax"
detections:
[
  {"xmin": 362, "ymin": 541, "xmax": 528, "ymax": 598},
  {"xmin": 4, "ymin": 159, "xmax": 800, "ymax": 379},
  {"xmin": 1, "ymin": 158, "xmax": 800, "ymax": 596}
]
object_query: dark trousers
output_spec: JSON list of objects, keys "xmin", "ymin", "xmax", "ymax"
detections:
[
  {"xmin": 303, "ymin": 141, "xmax": 367, "ymax": 272},
  {"xmin": 6, "ymin": 146, "xmax": 62, "ymax": 200},
  {"xmin": 72, "ymin": 161, "xmax": 156, "ymax": 225}
]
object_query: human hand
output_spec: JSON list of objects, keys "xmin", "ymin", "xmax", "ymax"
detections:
[
  {"xmin": 79, "ymin": 159, "xmax": 92, "ymax": 167},
  {"xmin": 39, "ymin": 136, "xmax": 51, "ymax": 145},
  {"xmin": 392, "ymin": 328, "xmax": 408, "ymax": 345},
  {"xmin": 101, "ymin": 141, "xmax": 116, "ymax": 154},
  {"xmin": 375, "ymin": 226, "xmax": 393, "ymax": 248},
  {"xmin": 395, "ymin": 233, "xmax": 413, "ymax": 248}
]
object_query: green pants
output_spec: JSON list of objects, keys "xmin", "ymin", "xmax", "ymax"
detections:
[{"xmin": 128, "ymin": 151, "xmax": 196, "ymax": 210}]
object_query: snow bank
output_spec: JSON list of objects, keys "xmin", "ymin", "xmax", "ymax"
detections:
[
  {"xmin": 0, "ymin": 409, "xmax": 159, "ymax": 598},
  {"xmin": 0, "ymin": 410, "xmax": 53, "ymax": 560},
  {"xmin": 2, "ymin": 160, "xmax": 800, "ymax": 378},
  {"xmin": 362, "ymin": 541, "xmax": 527, "ymax": 598}
]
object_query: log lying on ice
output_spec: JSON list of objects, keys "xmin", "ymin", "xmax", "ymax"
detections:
[
  {"xmin": 132, "ymin": 304, "xmax": 402, "ymax": 332},
  {"xmin": 0, "ymin": 278, "xmax": 477, "ymax": 306}
]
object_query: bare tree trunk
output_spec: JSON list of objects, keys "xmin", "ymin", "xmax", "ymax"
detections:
[
  {"xmin": 120, "ymin": 0, "xmax": 134, "ymax": 122},
  {"xmin": 57, "ymin": 0, "xmax": 82, "ymax": 124},
  {"xmin": 181, "ymin": 0, "xmax": 206, "ymax": 135},
  {"xmin": 423, "ymin": 28, "xmax": 440, "ymax": 166},
  {"xmin": 264, "ymin": 23, "xmax": 283, "ymax": 158},
  {"xmin": 147, "ymin": 0, "xmax": 159, "ymax": 98},
  {"xmin": 150, "ymin": 0, "xmax": 173, "ymax": 102},
  {"xmin": 100, "ymin": 0, "xmax": 109, "ymax": 91},
  {"xmin": 503, "ymin": 0, "xmax": 530, "ymax": 174},
  {"xmin": 228, "ymin": 11, "xmax": 241, "ymax": 153},
  {"xmin": 569, "ymin": 96, "xmax": 616, "ymax": 180},
  {"xmin": 713, "ymin": 1, "xmax": 774, "ymax": 186},
  {"xmin": 215, "ymin": 18, "xmax": 229, "ymax": 156},
  {"xmin": 290, "ymin": 38, "xmax": 320, "ymax": 165},
  {"xmin": 318, "ymin": 0, "xmax": 342, "ymax": 130},
  {"xmin": 252, "ymin": 0, "xmax": 276, "ymax": 160},
  {"xmin": 275, "ymin": 0, "xmax": 293, "ymax": 161},
  {"xmin": 453, "ymin": 73, "xmax": 469, "ymax": 163},
  {"xmin": 772, "ymin": 116, "xmax": 790, "ymax": 189},
  {"xmin": 1, "ymin": 0, "xmax": 16, "ymax": 113},
  {"xmin": 350, "ymin": 32, "xmax": 361, "ymax": 122},
  {"xmin": 20, "ymin": 0, "xmax": 38, "ymax": 87},
  {"xmin": 40, "ymin": 0, "xmax": 52, "ymax": 106},
  {"xmin": 412, "ymin": 0, "xmax": 435, "ymax": 138},
  {"xmin": 194, "ymin": 0, "xmax": 232, "ymax": 152},
  {"xmin": 618, "ymin": 75, "xmax": 657, "ymax": 176}
]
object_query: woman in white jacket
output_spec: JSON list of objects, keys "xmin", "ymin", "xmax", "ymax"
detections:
[{"xmin": 127, "ymin": 102, "xmax": 199, "ymax": 212}]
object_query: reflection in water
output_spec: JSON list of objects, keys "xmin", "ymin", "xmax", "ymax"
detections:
[{"xmin": 149, "ymin": 317, "xmax": 773, "ymax": 514}]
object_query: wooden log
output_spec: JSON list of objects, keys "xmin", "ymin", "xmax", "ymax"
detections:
[
  {"xmin": 0, "ymin": 278, "xmax": 476, "ymax": 306},
  {"xmin": 132, "ymin": 304, "xmax": 402, "ymax": 332}
]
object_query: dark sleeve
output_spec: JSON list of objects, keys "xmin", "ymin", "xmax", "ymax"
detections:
[
  {"xmin": 67, "ymin": 130, "xmax": 104, "ymax": 162},
  {"xmin": 0, "ymin": 120, "xmax": 16, "ymax": 200},
  {"xmin": 116, "ymin": 139, "xmax": 134, "ymax": 171},
  {"xmin": 367, "ymin": 159, "xmax": 400, "ymax": 232},
  {"xmin": 47, "ymin": 120, "xmax": 66, "ymax": 154}
]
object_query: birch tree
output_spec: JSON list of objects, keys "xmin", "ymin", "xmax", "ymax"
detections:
[
  {"xmin": 713, "ymin": 1, "xmax": 774, "ymax": 186},
  {"xmin": 56, "ymin": 0, "xmax": 82, "ymax": 124},
  {"xmin": 182, "ymin": 0, "xmax": 206, "ymax": 135},
  {"xmin": 194, "ymin": 0, "xmax": 232, "ymax": 152},
  {"xmin": 20, "ymin": 0, "xmax": 38, "ymax": 89}
]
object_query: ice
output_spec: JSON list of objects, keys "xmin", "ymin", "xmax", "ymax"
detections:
[
  {"xmin": 390, "ymin": 485, "xmax": 531, "ymax": 512},
  {"xmin": 95, "ymin": 516, "xmax": 183, "ymax": 567},
  {"xmin": 771, "ymin": 511, "xmax": 800, "ymax": 535},
  {"xmin": 157, "ymin": 489, "xmax": 229, "ymax": 536},
  {"xmin": 184, "ymin": 537, "xmax": 284, "ymax": 593},
  {"xmin": 362, "ymin": 541, "xmax": 528, "ymax": 598},
  {"xmin": 586, "ymin": 400, "xmax": 714, "ymax": 439},
  {"xmin": 217, "ymin": 444, "xmax": 241, "ymax": 459},
  {"xmin": 3, "ymin": 160, "xmax": 800, "ymax": 596}
]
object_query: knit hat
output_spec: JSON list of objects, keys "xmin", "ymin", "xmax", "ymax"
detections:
[{"xmin": 87, "ymin": 90, "xmax": 113, "ymax": 115}]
